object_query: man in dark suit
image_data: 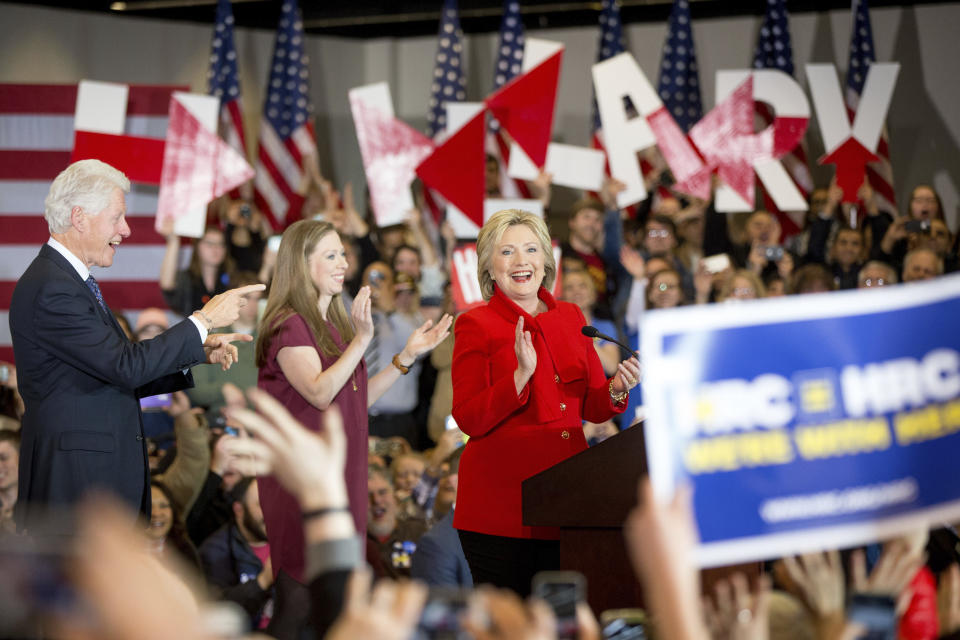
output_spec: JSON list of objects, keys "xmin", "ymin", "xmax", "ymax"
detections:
[{"xmin": 9, "ymin": 159, "xmax": 263, "ymax": 534}]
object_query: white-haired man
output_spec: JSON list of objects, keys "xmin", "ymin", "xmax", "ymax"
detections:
[{"xmin": 9, "ymin": 159, "xmax": 263, "ymax": 534}]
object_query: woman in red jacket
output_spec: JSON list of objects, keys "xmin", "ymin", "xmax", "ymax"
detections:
[{"xmin": 452, "ymin": 208, "xmax": 640, "ymax": 595}]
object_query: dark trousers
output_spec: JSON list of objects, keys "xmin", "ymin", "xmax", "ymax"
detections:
[
  {"xmin": 369, "ymin": 411, "xmax": 426, "ymax": 451},
  {"xmin": 264, "ymin": 570, "xmax": 314, "ymax": 640},
  {"xmin": 457, "ymin": 529, "xmax": 560, "ymax": 597}
]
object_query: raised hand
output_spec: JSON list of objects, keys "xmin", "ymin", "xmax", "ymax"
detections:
[
  {"xmin": 462, "ymin": 587, "xmax": 557, "ymax": 640},
  {"xmin": 610, "ymin": 356, "xmax": 641, "ymax": 395},
  {"xmin": 162, "ymin": 390, "xmax": 195, "ymax": 420},
  {"xmin": 703, "ymin": 573, "xmax": 772, "ymax": 640},
  {"xmin": 881, "ymin": 216, "xmax": 910, "ymax": 253},
  {"xmin": 826, "ymin": 178, "xmax": 844, "ymax": 213},
  {"xmin": 430, "ymin": 426, "xmax": 464, "ymax": 468},
  {"xmin": 777, "ymin": 551, "xmax": 847, "ymax": 639},
  {"xmin": 158, "ymin": 215, "xmax": 176, "ymax": 239},
  {"xmin": 196, "ymin": 283, "xmax": 266, "ymax": 329},
  {"xmin": 850, "ymin": 540, "xmax": 925, "ymax": 614},
  {"xmin": 747, "ymin": 243, "xmax": 769, "ymax": 273},
  {"xmin": 620, "ymin": 246, "xmax": 646, "ymax": 281},
  {"xmin": 209, "ymin": 431, "xmax": 238, "ymax": 477},
  {"xmin": 400, "ymin": 313, "xmax": 453, "ymax": 363},
  {"xmin": 404, "ymin": 206, "xmax": 424, "ymax": 230},
  {"xmin": 326, "ymin": 569, "xmax": 427, "ymax": 640},
  {"xmin": 514, "ymin": 316, "xmax": 536, "ymax": 394},
  {"xmin": 203, "ymin": 332, "xmax": 254, "ymax": 371},
  {"xmin": 624, "ymin": 479, "xmax": 710, "ymax": 640},
  {"xmin": 600, "ymin": 176, "xmax": 627, "ymax": 212},
  {"xmin": 529, "ymin": 170, "xmax": 554, "ymax": 210},
  {"xmin": 225, "ymin": 388, "xmax": 348, "ymax": 512},
  {"xmin": 66, "ymin": 497, "xmax": 206, "ymax": 640},
  {"xmin": 220, "ymin": 381, "xmax": 247, "ymax": 409},
  {"xmin": 351, "ymin": 286, "xmax": 375, "ymax": 345},
  {"xmin": 440, "ymin": 220, "xmax": 457, "ymax": 247}
]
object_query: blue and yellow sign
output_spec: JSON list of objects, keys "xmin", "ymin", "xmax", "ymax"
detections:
[{"xmin": 641, "ymin": 274, "xmax": 960, "ymax": 567}]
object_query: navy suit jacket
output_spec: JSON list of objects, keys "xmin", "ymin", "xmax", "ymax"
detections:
[
  {"xmin": 9, "ymin": 244, "xmax": 206, "ymax": 533},
  {"xmin": 410, "ymin": 510, "xmax": 473, "ymax": 587}
]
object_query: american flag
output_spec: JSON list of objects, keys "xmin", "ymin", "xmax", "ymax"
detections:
[
  {"xmin": 846, "ymin": 0, "xmax": 897, "ymax": 214},
  {"xmin": 208, "ymin": 0, "xmax": 248, "ymax": 177},
  {"xmin": 657, "ymin": 0, "xmax": 702, "ymax": 133},
  {"xmin": 488, "ymin": 0, "xmax": 529, "ymax": 199},
  {"xmin": 425, "ymin": 0, "xmax": 467, "ymax": 139},
  {"xmin": 422, "ymin": 0, "xmax": 467, "ymax": 221},
  {"xmin": 753, "ymin": 0, "xmax": 812, "ymax": 236},
  {"xmin": 0, "ymin": 83, "xmax": 188, "ymax": 363},
  {"xmin": 253, "ymin": 0, "xmax": 317, "ymax": 229}
]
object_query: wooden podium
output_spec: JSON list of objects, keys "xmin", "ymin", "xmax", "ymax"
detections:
[
  {"xmin": 521, "ymin": 423, "xmax": 648, "ymax": 613},
  {"xmin": 522, "ymin": 424, "xmax": 761, "ymax": 614}
]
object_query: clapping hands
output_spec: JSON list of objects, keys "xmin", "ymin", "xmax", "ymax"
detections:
[
  {"xmin": 225, "ymin": 388, "xmax": 349, "ymax": 513},
  {"xmin": 514, "ymin": 317, "xmax": 537, "ymax": 394},
  {"xmin": 352, "ymin": 286, "xmax": 375, "ymax": 346}
]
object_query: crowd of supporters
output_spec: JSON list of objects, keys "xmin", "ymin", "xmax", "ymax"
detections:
[{"xmin": 1, "ymin": 151, "xmax": 958, "ymax": 639}]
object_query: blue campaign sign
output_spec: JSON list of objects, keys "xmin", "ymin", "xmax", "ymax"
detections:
[{"xmin": 641, "ymin": 274, "xmax": 960, "ymax": 567}]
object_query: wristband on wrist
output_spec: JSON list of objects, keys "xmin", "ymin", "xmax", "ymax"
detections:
[
  {"xmin": 392, "ymin": 353, "xmax": 410, "ymax": 375},
  {"xmin": 301, "ymin": 506, "xmax": 350, "ymax": 521},
  {"xmin": 194, "ymin": 310, "xmax": 214, "ymax": 330}
]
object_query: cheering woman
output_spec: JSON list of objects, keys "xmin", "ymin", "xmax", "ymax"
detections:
[
  {"xmin": 255, "ymin": 220, "xmax": 451, "ymax": 585},
  {"xmin": 451, "ymin": 209, "xmax": 640, "ymax": 595}
]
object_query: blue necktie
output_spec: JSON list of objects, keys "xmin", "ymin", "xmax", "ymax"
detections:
[{"xmin": 85, "ymin": 275, "xmax": 107, "ymax": 312}]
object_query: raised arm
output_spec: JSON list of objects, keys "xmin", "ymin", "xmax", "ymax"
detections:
[
  {"xmin": 153, "ymin": 392, "xmax": 210, "ymax": 514},
  {"xmin": 405, "ymin": 207, "xmax": 440, "ymax": 269},
  {"xmin": 25, "ymin": 278, "xmax": 205, "ymax": 390},
  {"xmin": 158, "ymin": 222, "xmax": 180, "ymax": 292},
  {"xmin": 450, "ymin": 313, "xmax": 532, "ymax": 438},
  {"xmin": 367, "ymin": 313, "xmax": 452, "ymax": 407},
  {"xmin": 276, "ymin": 289, "xmax": 374, "ymax": 411}
]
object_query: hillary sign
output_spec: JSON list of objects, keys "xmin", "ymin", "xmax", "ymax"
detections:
[{"xmin": 642, "ymin": 274, "xmax": 960, "ymax": 567}]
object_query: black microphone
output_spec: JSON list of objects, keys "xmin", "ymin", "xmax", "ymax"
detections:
[{"xmin": 581, "ymin": 325, "xmax": 639, "ymax": 358}]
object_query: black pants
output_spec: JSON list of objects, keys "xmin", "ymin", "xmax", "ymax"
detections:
[
  {"xmin": 457, "ymin": 529, "xmax": 560, "ymax": 597},
  {"xmin": 264, "ymin": 569, "xmax": 314, "ymax": 640},
  {"xmin": 369, "ymin": 411, "xmax": 426, "ymax": 451}
]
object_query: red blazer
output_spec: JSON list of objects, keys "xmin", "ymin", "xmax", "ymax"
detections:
[{"xmin": 451, "ymin": 286, "xmax": 626, "ymax": 539}]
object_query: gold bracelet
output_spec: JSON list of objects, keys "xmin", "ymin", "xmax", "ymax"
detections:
[
  {"xmin": 392, "ymin": 353, "xmax": 410, "ymax": 375},
  {"xmin": 609, "ymin": 380, "xmax": 628, "ymax": 405},
  {"xmin": 193, "ymin": 310, "xmax": 213, "ymax": 330}
]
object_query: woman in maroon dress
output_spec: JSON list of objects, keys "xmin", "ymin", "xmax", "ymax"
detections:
[{"xmin": 255, "ymin": 220, "xmax": 451, "ymax": 587}]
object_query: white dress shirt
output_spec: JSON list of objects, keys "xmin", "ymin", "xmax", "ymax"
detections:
[{"xmin": 46, "ymin": 237, "xmax": 208, "ymax": 342}]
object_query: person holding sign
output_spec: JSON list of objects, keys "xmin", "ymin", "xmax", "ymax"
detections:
[
  {"xmin": 451, "ymin": 208, "xmax": 640, "ymax": 595},
  {"xmin": 254, "ymin": 219, "xmax": 451, "ymax": 586}
]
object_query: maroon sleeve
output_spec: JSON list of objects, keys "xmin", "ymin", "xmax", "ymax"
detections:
[{"xmin": 274, "ymin": 313, "xmax": 316, "ymax": 351}]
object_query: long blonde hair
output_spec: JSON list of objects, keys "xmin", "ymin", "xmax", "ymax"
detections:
[{"xmin": 256, "ymin": 220, "xmax": 355, "ymax": 366}]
